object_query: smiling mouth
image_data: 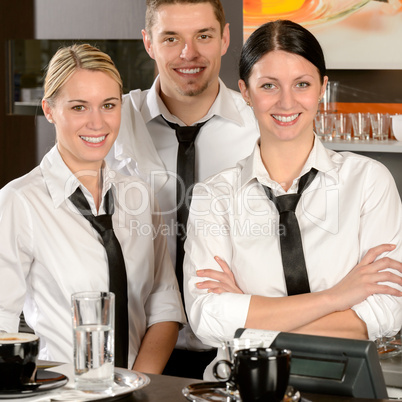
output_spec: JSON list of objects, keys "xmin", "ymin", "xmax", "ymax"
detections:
[
  {"xmin": 272, "ymin": 113, "xmax": 300, "ymax": 123},
  {"xmin": 80, "ymin": 135, "xmax": 106, "ymax": 144},
  {"xmin": 175, "ymin": 67, "xmax": 205, "ymax": 74}
]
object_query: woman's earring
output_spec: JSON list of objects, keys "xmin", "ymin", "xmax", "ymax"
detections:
[{"xmin": 246, "ymin": 101, "xmax": 251, "ymax": 106}]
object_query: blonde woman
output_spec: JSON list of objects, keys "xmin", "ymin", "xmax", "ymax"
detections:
[{"xmin": 0, "ymin": 44, "xmax": 185, "ymax": 372}]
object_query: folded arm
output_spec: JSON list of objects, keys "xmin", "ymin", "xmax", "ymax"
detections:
[{"xmin": 196, "ymin": 244, "xmax": 402, "ymax": 340}]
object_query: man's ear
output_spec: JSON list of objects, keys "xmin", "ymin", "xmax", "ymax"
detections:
[
  {"xmin": 220, "ymin": 23, "xmax": 230, "ymax": 57},
  {"xmin": 142, "ymin": 29, "xmax": 155, "ymax": 59}
]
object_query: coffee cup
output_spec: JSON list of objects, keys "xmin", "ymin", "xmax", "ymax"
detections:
[
  {"xmin": 214, "ymin": 347, "xmax": 291, "ymax": 402},
  {"xmin": 214, "ymin": 339, "xmax": 263, "ymax": 393},
  {"xmin": 0, "ymin": 333, "xmax": 39, "ymax": 391}
]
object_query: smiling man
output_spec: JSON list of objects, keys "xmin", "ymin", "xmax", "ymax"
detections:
[
  {"xmin": 143, "ymin": 1, "xmax": 229, "ymax": 123},
  {"xmin": 107, "ymin": 0, "xmax": 259, "ymax": 379}
]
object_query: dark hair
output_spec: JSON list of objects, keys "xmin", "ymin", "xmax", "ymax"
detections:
[
  {"xmin": 239, "ymin": 20, "xmax": 326, "ymax": 86},
  {"xmin": 146, "ymin": 0, "xmax": 225, "ymax": 35}
]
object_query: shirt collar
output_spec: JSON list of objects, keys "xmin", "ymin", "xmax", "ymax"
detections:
[
  {"xmin": 210, "ymin": 78, "xmax": 246, "ymax": 126},
  {"xmin": 105, "ymin": 90, "xmax": 168, "ymax": 191},
  {"xmin": 40, "ymin": 145, "xmax": 114, "ymax": 210},
  {"xmin": 241, "ymin": 135, "xmax": 338, "ymax": 191},
  {"xmin": 141, "ymin": 77, "xmax": 174, "ymax": 124},
  {"xmin": 142, "ymin": 76, "xmax": 246, "ymax": 127},
  {"xmin": 107, "ymin": 75, "xmax": 253, "ymax": 192}
]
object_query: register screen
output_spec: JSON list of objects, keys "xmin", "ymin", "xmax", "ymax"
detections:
[{"xmin": 291, "ymin": 356, "xmax": 346, "ymax": 381}]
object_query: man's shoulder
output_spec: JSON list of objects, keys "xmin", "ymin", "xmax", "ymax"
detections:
[
  {"xmin": 123, "ymin": 88, "xmax": 150, "ymax": 109},
  {"xmin": 200, "ymin": 154, "xmax": 248, "ymax": 189},
  {"xmin": 109, "ymin": 166, "xmax": 150, "ymax": 188},
  {"xmin": 223, "ymin": 86, "xmax": 243, "ymax": 98},
  {"xmin": 219, "ymin": 81, "xmax": 244, "ymax": 103},
  {"xmin": 119, "ymin": 88, "xmax": 150, "ymax": 133},
  {"xmin": 217, "ymin": 81, "xmax": 257, "ymax": 127}
]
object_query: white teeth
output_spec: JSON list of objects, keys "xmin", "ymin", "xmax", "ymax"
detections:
[
  {"xmin": 80, "ymin": 136, "xmax": 106, "ymax": 143},
  {"xmin": 178, "ymin": 68, "xmax": 202, "ymax": 74},
  {"xmin": 273, "ymin": 114, "xmax": 300, "ymax": 123}
]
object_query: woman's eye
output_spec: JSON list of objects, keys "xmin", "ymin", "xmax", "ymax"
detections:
[
  {"xmin": 103, "ymin": 103, "xmax": 115, "ymax": 110},
  {"xmin": 72, "ymin": 105, "xmax": 85, "ymax": 111},
  {"xmin": 262, "ymin": 83, "xmax": 275, "ymax": 90},
  {"xmin": 297, "ymin": 82, "xmax": 310, "ymax": 88}
]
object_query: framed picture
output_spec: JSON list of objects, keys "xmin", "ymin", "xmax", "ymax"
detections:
[{"xmin": 243, "ymin": 0, "xmax": 402, "ymax": 69}]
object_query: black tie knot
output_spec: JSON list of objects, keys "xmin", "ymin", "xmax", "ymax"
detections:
[
  {"xmin": 275, "ymin": 193, "xmax": 301, "ymax": 214},
  {"xmin": 162, "ymin": 117, "xmax": 207, "ymax": 147},
  {"xmin": 90, "ymin": 214, "xmax": 113, "ymax": 233},
  {"xmin": 175, "ymin": 125, "xmax": 203, "ymax": 143}
]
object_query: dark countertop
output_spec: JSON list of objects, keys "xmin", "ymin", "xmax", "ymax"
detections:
[{"xmin": 119, "ymin": 373, "xmax": 398, "ymax": 402}]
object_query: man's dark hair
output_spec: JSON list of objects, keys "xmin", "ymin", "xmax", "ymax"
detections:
[{"xmin": 145, "ymin": 0, "xmax": 226, "ymax": 36}]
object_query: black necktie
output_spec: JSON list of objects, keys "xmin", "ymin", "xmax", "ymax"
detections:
[
  {"xmin": 163, "ymin": 118, "xmax": 208, "ymax": 297},
  {"xmin": 69, "ymin": 187, "xmax": 129, "ymax": 368},
  {"xmin": 262, "ymin": 169, "xmax": 318, "ymax": 296}
]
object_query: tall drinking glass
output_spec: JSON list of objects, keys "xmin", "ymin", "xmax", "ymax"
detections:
[
  {"xmin": 319, "ymin": 81, "xmax": 339, "ymax": 114},
  {"xmin": 71, "ymin": 291, "xmax": 115, "ymax": 392}
]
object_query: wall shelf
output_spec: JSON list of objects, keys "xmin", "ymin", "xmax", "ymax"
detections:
[
  {"xmin": 14, "ymin": 101, "xmax": 43, "ymax": 116},
  {"xmin": 322, "ymin": 139, "xmax": 402, "ymax": 154}
]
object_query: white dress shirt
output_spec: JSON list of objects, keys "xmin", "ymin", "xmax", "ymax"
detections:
[
  {"xmin": 106, "ymin": 77, "xmax": 260, "ymax": 266},
  {"xmin": 0, "ymin": 146, "xmax": 186, "ymax": 367},
  {"xmin": 106, "ymin": 77, "xmax": 260, "ymax": 350},
  {"xmin": 184, "ymin": 136, "xmax": 402, "ymax": 346}
]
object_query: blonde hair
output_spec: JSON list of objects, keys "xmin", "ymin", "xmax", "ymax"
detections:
[{"xmin": 43, "ymin": 44, "xmax": 123, "ymax": 106}]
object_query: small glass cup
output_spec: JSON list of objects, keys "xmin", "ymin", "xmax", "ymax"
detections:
[
  {"xmin": 334, "ymin": 113, "xmax": 352, "ymax": 140},
  {"xmin": 370, "ymin": 113, "xmax": 391, "ymax": 141},
  {"xmin": 376, "ymin": 330, "xmax": 402, "ymax": 360},
  {"xmin": 351, "ymin": 113, "xmax": 371, "ymax": 140},
  {"xmin": 315, "ymin": 113, "xmax": 335, "ymax": 141}
]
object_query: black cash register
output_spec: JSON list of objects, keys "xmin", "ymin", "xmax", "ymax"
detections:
[{"xmin": 235, "ymin": 329, "xmax": 388, "ymax": 399}]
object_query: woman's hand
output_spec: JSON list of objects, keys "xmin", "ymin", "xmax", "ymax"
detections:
[
  {"xmin": 196, "ymin": 257, "xmax": 244, "ymax": 294},
  {"xmin": 327, "ymin": 244, "xmax": 402, "ymax": 311}
]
